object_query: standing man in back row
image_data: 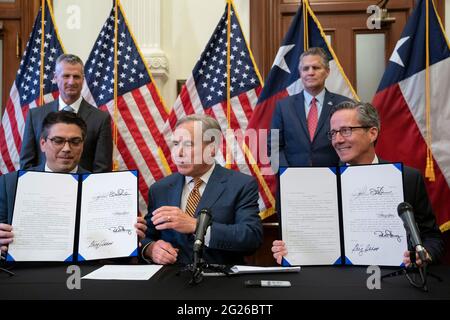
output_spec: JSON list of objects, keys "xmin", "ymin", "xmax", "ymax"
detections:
[
  {"xmin": 270, "ymin": 47, "xmax": 351, "ymax": 168},
  {"xmin": 20, "ymin": 53, "xmax": 112, "ymax": 172}
]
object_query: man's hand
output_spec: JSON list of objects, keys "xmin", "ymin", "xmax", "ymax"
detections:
[
  {"xmin": 145, "ymin": 240, "xmax": 179, "ymax": 265},
  {"xmin": 151, "ymin": 206, "xmax": 196, "ymax": 234},
  {"xmin": 134, "ymin": 216, "xmax": 147, "ymax": 241},
  {"xmin": 0, "ymin": 224, "xmax": 14, "ymax": 255},
  {"xmin": 403, "ymin": 249, "xmax": 432, "ymax": 268},
  {"xmin": 271, "ymin": 240, "xmax": 288, "ymax": 265}
]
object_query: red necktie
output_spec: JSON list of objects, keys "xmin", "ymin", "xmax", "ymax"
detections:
[{"xmin": 307, "ymin": 97, "xmax": 318, "ymax": 141}]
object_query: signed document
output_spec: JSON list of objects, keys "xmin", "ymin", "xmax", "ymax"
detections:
[
  {"xmin": 7, "ymin": 172, "xmax": 78, "ymax": 262},
  {"xmin": 7, "ymin": 170, "xmax": 138, "ymax": 262},
  {"xmin": 280, "ymin": 167, "xmax": 341, "ymax": 266},
  {"xmin": 78, "ymin": 171, "xmax": 138, "ymax": 260},
  {"xmin": 279, "ymin": 163, "xmax": 406, "ymax": 267},
  {"xmin": 341, "ymin": 164, "xmax": 406, "ymax": 266}
]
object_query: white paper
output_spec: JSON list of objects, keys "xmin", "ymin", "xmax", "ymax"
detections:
[
  {"xmin": 78, "ymin": 171, "xmax": 138, "ymax": 260},
  {"xmin": 280, "ymin": 167, "xmax": 341, "ymax": 266},
  {"xmin": 341, "ymin": 164, "xmax": 407, "ymax": 266},
  {"xmin": 230, "ymin": 265, "xmax": 301, "ymax": 274},
  {"xmin": 82, "ymin": 265, "xmax": 163, "ymax": 280},
  {"xmin": 8, "ymin": 172, "xmax": 78, "ymax": 262}
]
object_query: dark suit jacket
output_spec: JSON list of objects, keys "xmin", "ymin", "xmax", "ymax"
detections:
[
  {"xmin": 397, "ymin": 163, "xmax": 444, "ymax": 262},
  {"xmin": 270, "ymin": 89, "xmax": 351, "ymax": 167},
  {"xmin": 20, "ymin": 99, "xmax": 113, "ymax": 172},
  {"xmin": 142, "ymin": 165, "xmax": 263, "ymax": 265},
  {"xmin": 0, "ymin": 164, "xmax": 90, "ymax": 225}
]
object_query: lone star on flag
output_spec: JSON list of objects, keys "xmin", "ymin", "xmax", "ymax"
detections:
[
  {"xmin": 389, "ymin": 36, "xmax": 410, "ymax": 67},
  {"xmin": 272, "ymin": 44, "xmax": 295, "ymax": 73}
]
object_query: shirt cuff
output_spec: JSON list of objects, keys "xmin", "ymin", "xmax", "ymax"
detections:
[
  {"xmin": 140, "ymin": 241, "xmax": 154, "ymax": 264},
  {"xmin": 204, "ymin": 225, "xmax": 211, "ymax": 247}
]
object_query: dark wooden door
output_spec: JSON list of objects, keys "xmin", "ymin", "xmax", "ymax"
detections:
[{"xmin": 0, "ymin": 0, "xmax": 40, "ymax": 113}]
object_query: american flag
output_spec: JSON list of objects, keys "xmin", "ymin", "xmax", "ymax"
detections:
[
  {"xmin": 83, "ymin": 4, "xmax": 174, "ymax": 213},
  {"xmin": 0, "ymin": 2, "xmax": 64, "ymax": 174},
  {"xmin": 161, "ymin": 3, "xmax": 274, "ymax": 216}
]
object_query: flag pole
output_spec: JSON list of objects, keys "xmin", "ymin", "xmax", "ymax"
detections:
[
  {"xmin": 303, "ymin": 0, "xmax": 309, "ymax": 50},
  {"xmin": 425, "ymin": 0, "xmax": 435, "ymax": 181},
  {"xmin": 225, "ymin": 0, "xmax": 232, "ymax": 169},
  {"xmin": 39, "ymin": 0, "xmax": 46, "ymax": 106},
  {"xmin": 230, "ymin": 0, "xmax": 276, "ymax": 218},
  {"xmin": 112, "ymin": 0, "xmax": 119, "ymax": 171}
]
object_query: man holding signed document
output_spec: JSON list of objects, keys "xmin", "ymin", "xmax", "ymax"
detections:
[
  {"xmin": 272, "ymin": 101, "xmax": 444, "ymax": 267},
  {"xmin": 0, "ymin": 111, "xmax": 147, "ymax": 259}
]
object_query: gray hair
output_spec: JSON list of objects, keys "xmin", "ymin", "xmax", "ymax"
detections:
[
  {"xmin": 299, "ymin": 47, "xmax": 330, "ymax": 70},
  {"xmin": 175, "ymin": 114, "xmax": 222, "ymax": 145},
  {"xmin": 330, "ymin": 101, "xmax": 381, "ymax": 132},
  {"xmin": 55, "ymin": 54, "xmax": 84, "ymax": 75}
]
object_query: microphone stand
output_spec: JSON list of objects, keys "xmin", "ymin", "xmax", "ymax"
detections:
[
  {"xmin": 381, "ymin": 250, "xmax": 441, "ymax": 292},
  {"xmin": 187, "ymin": 248, "xmax": 230, "ymax": 285},
  {"xmin": 0, "ymin": 255, "xmax": 15, "ymax": 277}
]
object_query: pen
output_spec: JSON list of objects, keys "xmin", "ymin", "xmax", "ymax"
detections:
[{"xmin": 245, "ymin": 280, "xmax": 291, "ymax": 288}]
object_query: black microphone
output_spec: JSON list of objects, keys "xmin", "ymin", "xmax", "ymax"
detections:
[
  {"xmin": 193, "ymin": 208, "xmax": 212, "ymax": 253},
  {"xmin": 397, "ymin": 202, "xmax": 427, "ymax": 263}
]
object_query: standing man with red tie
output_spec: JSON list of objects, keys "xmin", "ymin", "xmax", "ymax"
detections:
[{"xmin": 270, "ymin": 47, "xmax": 352, "ymax": 168}]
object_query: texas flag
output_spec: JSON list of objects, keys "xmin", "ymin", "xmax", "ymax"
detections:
[
  {"xmin": 247, "ymin": 3, "xmax": 356, "ymax": 136},
  {"xmin": 245, "ymin": 2, "xmax": 356, "ymax": 219},
  {"xmin": 373, "ymin": 0, "xmax": 450, "ymax": 231}
]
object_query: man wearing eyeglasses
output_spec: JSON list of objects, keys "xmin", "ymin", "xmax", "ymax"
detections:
[
  {"xmin": 0, "ymin": 111, "xmax": 146, "ymax": 256},
  {"xmin": 272, "ymin": 101, "xmax": 443, "ymax": 267},
  {"xmin": 269, "ymin": 47, "xmax": 352, "ymax": 169},
  {"xmin": 20, "ymin": 53, "xmax": 113, "ymax": 173}
]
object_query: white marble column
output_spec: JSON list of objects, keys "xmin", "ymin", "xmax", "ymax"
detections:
[{"xmin": 121, "ymin": 0, "xmax": 169, "ymax": 88}]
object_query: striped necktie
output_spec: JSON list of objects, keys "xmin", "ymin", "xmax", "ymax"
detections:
[{"xmin": 185, "ymin": 178, "xmax": 203, "ymax": 217}]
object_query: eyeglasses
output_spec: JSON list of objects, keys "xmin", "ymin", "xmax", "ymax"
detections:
[
  {"xmin": 46, "ymin": 136, "xmax": 83, "ymax": 148},
  {"xmin": 327, "ymin": 126, "xmax": 371, "ymax": 140}
]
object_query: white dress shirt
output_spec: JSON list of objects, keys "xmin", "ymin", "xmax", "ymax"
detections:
[{"xmin": 58, "ymin": 95, "xmax": 83, "ymax": 113}]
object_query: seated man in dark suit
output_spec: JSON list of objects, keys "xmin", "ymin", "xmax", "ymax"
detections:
[
  {"xmin": 20, "ymin": 53, "xmax": 112, "ymax": 173},
  {"xmin": 269, "ymin": 47, "xmax": 352, "ymax": 168},
  {"xmin": 0, "ymin": 111, "xmax": 146, "ymax": 256},
  {"xmin": 272, "ymin": 101, "xmax": 444, "ymax": 267},
  {"xmin": 141, "ymin": 114, "xmax": 263, "ymax": 265}
]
